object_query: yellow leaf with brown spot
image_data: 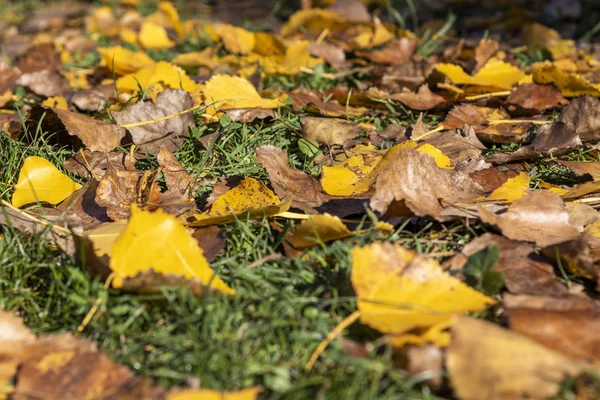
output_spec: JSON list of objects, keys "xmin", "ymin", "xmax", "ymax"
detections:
[
  {"xmin": 468, "ymin": 172, "xmax": 530, "ymax": 203},
  {"xmin": 533, "ymin": 61, "xmax": 600, "ymax": 97},
  {"xmin": 436, "ymin": 59, "xmax": 524, "ymax": 90},
  {"xmin": 167, "ymin": 386, "xmax": 262, "ymax": 400},
  {"xmin": 202, "ymin": 75, "xmax": 284, "ymax": 113},
  {"xmin": 110, "ymin": 206, "xmax": 234, "ymax": 294},
  {"xmin": 98, "ymin": 46, "xmax": 156, "ymax": 76},
  {"xmin": 189, "ymin": 178, "xmax": 291, "ymax": 227},
  {"xmin": 139, "ymin": 21, "xmax": 175, "ymax": 50},
  {"xmin": 351, "ymin": 242, "xmax": 495, "ymax": 347},
  {"xmin": 42, "ymin": 96, "xmax": 68, "ymax": 110},
  {"xmin": 215, "ymin": 24, "xmax": 255, "ymax": 54},
  {"xmin": 116, "ymin": 61, "xmax": 198, "ymax": 93},
  {"xmin": 12, "ymin": 156, "xmax": 82, "ymax": 208}
]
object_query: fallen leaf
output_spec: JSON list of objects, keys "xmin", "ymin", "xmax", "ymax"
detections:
[
  {"xmin": 157, "ymin": 148, "xmax": 199, "ymax": 195},
  {"xmin": 290, "ymin": 214, "xmax": 353, "ymax": 248},
  {"xmin": 300, "ymin": 116, "xmax": 362, "ymax": 147},
  {"xmin": 12, "ymin": 156, "xmax": 82, "ymax": 208},
  {"xmin": 370, "ymin": 148, "xmax": 483, "ymax": 219},
  {"xmin": 189, "ymin": 177, "xmax": 291, "ymax": 227},
  {"xmin": 41, "ymin": 96, "xmax": 68, "ymax": 110},
  {"xmin": 255, "ymin": 145, "xmax": 330, "ymax": 209},
  {"xmin": 506, "ymin": 82, "xmax": 568, "ymax": 115},
  {"xmin": 280, "ymin": 9, "xmax": 348, "ymax": 37},
  {"xmin": 557, "ymin": 160, "xmax": 600, "ymax": 180},
  {"xmin": 27, "ymin": 105, "xmax": 125, "ymax": 152},
  {"xmin": 167, "ymin": 386, "xmax": 262, "ymax": 400},
  {"xmin": 63, "ymin": 150, "xmax": 141, "ymax": 180},
  {"xmin": 387, "ymin": 85, "xmax": 445, "ymax": 111},
  {"xmin": 413, "ymin": 126, "xmax": 486, "ymax": 164},
  {"xmin": 447, "ymin": 315, "xmax": 600, "ymax": 400},
  {"xmin": 16, "ymin": 68, "xmax": 71, "ymax": 97},
  {"xmin": 110, "ymin": 206, "xmax": 235, "ymax": 294},
  {"xmin": 474, "ymin": 39, "xmax": 499, "ymax": 71},
  {"xmin": 224, "ymin": 108, "xmax": 276, "ymax": 123},
  {"xmin": 116, "ymin": 61, "xmax": 198, "ymax": 94},
  {"xmin": 542, "ymin": 233, "xmax": 600, "ymax": 286},
  {"xmin": 97, "ymin": 46, "xmax": 156, "ymax": 76},
  {"xmin": 215, "ymin": 23, "xmax": 255, "ymax": 54},
  {"xmin": 112, "ymin": 89, "xmax": 194, "ymax": 154},
  {"xmin": 351, "ymin": 242, "xmax": 494, "ymax": 347},
  {"xmin": 530, "ymin": 121, "xmax": 582, "ymax": 154},
  {"xmin": 436, "ymin": 59, "xmax": 524, "ymax": 90},
  {"xmin": 289, "ymin": 91, "xmax": 367, "ymax": 118},
  {"xmin": 357, "ymin": 38, "xmax": 416, "ymax": 65},
  {"xmin": 202, "ymin": 75, "xmax": 283, "ymax": 113},
  {"xmin": 16, "ymin": 42, "xmax": 62, "ymax": 73},
  {"xmin": 139, "ymin": 21, "xmax": 176, "ymax": 50},
  {"xmin": 191, "ymin": 226, "xmax": 227, "ymax": 263},
  {"xmin": 533, "ymin": 61, "xmax": 600, "ymax": 97},
  {"xmin": 556, "ymin": 95, "xmax": 600, "ymax": 143},
  {"xmin": 479, "ymin": 191, "xmax": 580, "ymax": 247}
]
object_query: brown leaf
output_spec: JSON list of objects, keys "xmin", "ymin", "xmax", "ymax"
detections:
[
  {"xmin": 357, "ymin": 38, "xmax": 417, "ymax": 65},
  {"xmin": 0, "ymin": 62, "xmax": 21, "ymax": 94},
  {"xmin": 530, "ymin": 121, "xmax": 582, "ymax": 155},
  {"xmin": 112, "ymin": 89, "xmax": 194, "ymax": 154},
  {"xmin": 479, "ymin": 191, "xmax": 581, "ymax": 247},
  {"xmin": 388, "ymin": 85, "xmax": 445, "ymax": 111},
  {"xmin": 444, "ymin": 233, "xmax": 568, "ymax": 296},
  {"xmin": 507, "ymin": 82, "xmax": 568, "ymax": 115},
  {"xmin": 542, "ymin": 233, "xmax": 600, "ymax": 289},
  {"xmin": 300, "ymin": 116, "xmax": 362, "ymax": 147},
  {"xmin": 47, "ymin": 181, "xmax": 111, "ymax": 231},
  {"xmin": 289, "ymin": 91, "xmax": 367, "ymax": 118},
  {"xmin": 157, "ymin": 148, "xmax": 199, "ymax": 195},
  {"xmin": 63, "ymin": 150, "xmax": 142, "ymax": 180},
  {"xmin": 19, "ymin": 5, "xmax": 87, "ymax": 34},
  {"xmin": 447, "ymin": 315, "xmax": 600, "ymax": 400},
  {"xmin": 27, "ymin": 106, "xmax": 125, "ymax": 152},
  {"xmin": 417, "ymin": 126, "xmax": 486, "ymax": 164},
  {"xmin": 557, "ymin": 160, "xmax": 600, "ymax": 180},
  {"xmin": 475, "ymin": 39, "xmax": 499, "ymax": 70},
  {"xmin": 328, "ymin": 0, "xmax": 371, "ymax": 22},
  {"xmin": 224, "ymin": 108, "xmax": 276, "ymax": 123},
  {"xmin": 503, "ymin": 294, "xmax": 600, "ymax": 311},
  {"xmin": 192, "ymin": 226, "xmax": 227, "ymax": 262},
  {"xmin": 307, "ymin": 42, "xmax": 347, "ymax": 68},
  {"xmin": 16, "ymin": 43, "xmax": 61, "ymax": 73},
  {"xmin": 557, "ymin": 95, "xmax": 600, "ymax": 143},
  {"xmin": 382, "ymin": 59, "xmax": 435, "ymax": 92},
  {"xmin": 255, "ymin": 145, "xmax": 331, "ymax": 210},
  {"xmin": 71, "ymin": 85, "xmax": 112, "ymax": 112},
  {"xmin": 16, "ymin": 68, "xmax": 71, "ymax": 97},
  {"xmin": 370, "ymin": 149, "xmax": 484, "ymax": 219},
  {"xmin": 468, "ymin": 166, "xmax": 516, "ymax": 192}
]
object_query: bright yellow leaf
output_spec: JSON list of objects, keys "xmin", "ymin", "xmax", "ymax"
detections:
[
  {"xmin": 436, "ymin": 59, "xmax": 524, "ymax": 90},
  {"xmin": 98, "ymin": 46, "xmax": 156, "ymax": 76},
  {"xmin": 172, "ymin": 48, "xmax": 216, "ymax": 68},
  {"xmin": 416, "ymin": 143, "xmax": 453, "ymax": 169},
  {"xmin": 116, "ymin": 61, "xmax": 199, "ymax": 93},
  {"xmin": 215, "ymin": 24, "xmax": 255, "ymax": 54},
  {"xmin": 351, "ymin": 20, "xmax": 394, "ymax": 49},
  {"xmin": 351, "ymin": 242, "xmax": 495, "ymax": 347},
  {"xmin": 281, "ymin": 8, "xmax": 348, "ymax": 37},
  {"xmin": 468, "ymin": 172, "xmax": 530, "ymax": 203},
  {"xmin": 12, "ymin": 156, "xmax": 82, "ymax": 208},
  {"xmin": 42, "ymin": 96, "xmax": 68, "ymax": 110},
  {"xmin": 291, "ymin": 214, "xmax": 353, "ymax": 248},
  {"xmin": 159, "ymin": 1, "xmax": 185, "ymax": 37},
  {"xmin": 262, "ymin": 40, "xmax": 323, "ymax": 76},
  {"xmin": 253, "ymin": 32, "xmax": 287, "ymax": 57},
  {"xmin": 62, "ymin": 70, "xmax": 91, "ymax": 90},
  {"xmin": 539, "ymin": 181, "xmax": 569, "ymax": 196},
  {"xmin": 189, "ymin": 178, "xmax": 291, "ymax": 227},
  {"xmin": 86, "ymin": 6, "xmax": 119, "ymax": 37},
  {"xmin": 119, "ymin": 27, "xmax": 139, "ymax": 44},
  {"xmin": 532, "ymin": 61, "xmax": 600, "ymax": 97},
  {"xmin": 139, "ymin": 21, "xmax": 175, "ymax": 50},
  {"xmin": 202, "ymin": 75, "xmax": 284, "ymax": 113},
  {"xmin": 167, "ymin": 386, "xmax": 262, "ymax": 400},
  {"xmin": 110, "ymin": 206, "xmax": 235, "ymax": 294}
]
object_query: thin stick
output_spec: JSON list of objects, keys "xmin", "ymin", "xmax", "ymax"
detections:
[
  {"xmin": 305, "ymin": 310, "xmax": 361, "ymax": 371},
  {"xmin": 488, "ymin": 119, "xmax": 552, "ymax": 125},
  {"xmin": 119, "ymin": 104, "xmax": 203, "ymax": 129},
  {"xmin": 465, "ymin": 91, "xmax": 511, "ymax": 101},
  {"xmin": 77, "ymin": 272, "xmax": 115, "ymax": 333},
  {"xmin": 413, "ymin": 125, "xmax": 445, "ymax": 141},
  {"xmin": 1, "ymin": 200, "xmax": 69, "ymax": 233},
  {"xmin": 316, "ymin": 28, "xmax": 330, "ymax": 45}
]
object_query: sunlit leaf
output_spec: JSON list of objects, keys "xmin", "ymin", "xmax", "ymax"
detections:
[{"xmin": 436, "ymin": 59, "xmax": 524, "ymax": 90}]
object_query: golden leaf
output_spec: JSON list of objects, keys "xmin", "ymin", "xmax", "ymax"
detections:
[
  {"xmin": 116, "ymin": 61, "xmax": 199, "ymax": 93},
  {"xmin": 110, "ymin": 206, "xmax": 234, "ymax": 294},
  {"xmin": 436, "ymin": 59, "xmax": 524, "ymax": 90},
  {"xmin": 189, "ymin": 178, "xmax": 291, "ymax": 227},
  {"xmin": 281, "ymin": 9, "xmax": 348, "ymax": 37},
  {"xmin": 172, "ymin": 48, "xmax": 216, "ymax": 68},
  {"xmin": 159, "ymin": 1, "xmax": 185, "ymax": 37},
  {"xmin": 97, "ymin": 46, "xmax": 156, "ymax": 76},
  {"xmin": 533, "ymin": 61, "xmax": 600, "ymax": 97},
  {"xmin": 351, "ymin": 242, "xmax": 495, "ymax": 346},
  {"xmin": 139, "ymin": 21, "xmax": 175, "ymax": 50},
  {"xmin": 86, "ymin": 6, "xmax": 119, "ymax": 37},
  {"xmin": 202, "ymin": 75, "xmax": 284, "ymax": 113},
  {"xmin": 167, "ymin": 386, "xmax": 262, "ymax": 400},
  {"xmin": 215, "ymin": 24, "xmax": 255, "ymax": 55},
  {"xmin": 41, "ymin": 96, "xmax": 68, "ymax": 110},
  {"xmin": 12, "ymin": 156, "xmax": 82, "ymax": 208},
  {"xmin": 291, "ymin": 214, "xmax": 353, "ymax": 248},
  {"xmin": 468, "ymin": 172, "xmax": 530, "ymax": 203}
]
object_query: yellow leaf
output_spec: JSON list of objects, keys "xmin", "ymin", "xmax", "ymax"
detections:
[
  {"xmin": 539, "ymin": 181, "xmax": 569, "ymax": 196},
  {"xmin": 98, "ymin": 46, "xmax": 156, "ymax": 76},
  {"xmin": 416, "ymin": 143, "xmax": 453, "ymax": 169},
  {"xmin": 119, "ymin": 27, "xmax": 139, "ymax": 44},
  {"xmin": 281, "ymin": 9, "xmax": 348, "ymax": 37},
  {"xmin": 215, "ymin": 24, "xmax": 255, "ymax": 54},
  {"xmin": 116, "ymin": 61, "xmax": 199, "ymax": 93},
  {"xmin": 167, "ymin": 386, "xmax": 262, "ymax": 400},
  {"xmin": 252, "ymin": 32, "xmax": 287, "ymax": 57},
  {"xmin": 532, "ymin": 61, "xmax": 600, "ymax": 97},
  {"xmin": 139, "ymin": 21, "xmax": 175, "ymax": 50},
  {"xmin": 110, "ymin": 206, "xmax": 235, "ymax": 294},
  {"xmin": 86, "ymin": 6, "xmax": 119, "ymax": 37},
  {"xmin": 469, "ymin": 172, "xmax": 530, "ymax": 203},
  {"xmin": 189, "ymin": 178, "xmax": 291, "ymax": 227},
  {"xmin": 12, "ymin": 156, "xmax": 82, "ymax": 208},
  {"xmin": 42, "ymin": 96, "xmax": 68, "ymax": 110},
  {"xmin": 202, "ymin": 75, "xmax": 284, "ymax": 112},
  {"xmin": 172, "ymin": 48, "xmax": 216, "ymax": 68},
  {"xmin": 291, "ymin": 214, "xmax": 353, "ymax": 248},
  {"xmin": 81, "ymin": 221, "xmax": 127, "ymax": 259},
  {"xmin": 262, "ymin": 40, "xmax": 323, "ymax": 76},
  {"xmin": 436, "ymin": 59, "xmax": 524, "ymax": 90},
  {"xmin": 351, "ymin": 242, "xmax": 495, "ymax": 347},
  {"xmin": 62, "ymin": 70, "xmax": 91, "ymax": 90},
  {"xmin": 351, "ymin": 20, "xmax": 394, "ymax": 49},
  {"xmin": 159, "ymin": 1, "xmax": 185, "ymax": 37}
]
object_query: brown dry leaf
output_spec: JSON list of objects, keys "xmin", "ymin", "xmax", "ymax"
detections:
[
  {"xmin": 191, "ymin": 226, "xmax": 227, "ymax": 263},
  {"xmin": 19, "ymin": 5, "xmax": 86, "ymax": 34},
  {"xmin": 557, "ymin": 160, "xmax": 600, "ymax": 180},
  {"xmin": 447, "ymin": 315, "xmax": 600, "ymax": 400},
  {"xmin": 474, "ymin": 39, "xmax": 499, "ymax": 71},
  {"xmin": 27, "ymin": 105, "xmax": 125, "ymax": 152},
  {"xmin": 507, "ymin": 82, "xmax": 568, "ymax": 115},
  {"xmin": 16, "ymin": 68, "xmax": 71, "ymax": 97},
  {"xmin": 357, "ymin": 38, "xmax": 416, "ymax": 65},
  {"xmin": 224, "ymin": 108, "xmax": 277, "ymax": 123},
  {"xmin": 300, "ymin": 116, "xmax": 363, "ymax": 147},
  {"xmin": 16, "ymin": 43, "xmax": 62, "ymax": 73},
  {"xmin": 307, "ymin": 42, "xmax": 346, "ymax": 68},
  {"xmin": 415, "ymin": 126, "xmax": 486, "ymax": 164},
  {"xmin": 542, "ymin": 233, "xmax": 600, "ymax": 288},
  {"xmin": 112, "ymin": 89, "xmax": 194, "ymax": 154},
  {"xmin": 289, "ymin": 91, "xmax": 367, "ymax": 118},
  {"xmin": 444, "ymin": 233, "xmax": 568, "ymax": 296},
  {"xmin": 556, "ymin": 95, "xmax": 600, "ymax": 143},
  {"xmin": 63, "ymin": 150, "xmax": 142, "ymax": 180},
  {"xmin": 370, "ymin": 149, "xmax": 484, "ymax": 219},
  {"xmin": 52, "ymin": 181, "xmax": 111, "ymax": 231},
  {"xmin": 382, "ymin": 59, "xmax": 435, "ymax": 92},
  {"xmin": 387, "ymin": 85, "xmax": 445, "ymax": 111},
  {"xmin": 157, "ymin": 148, "xmax": 199, "ymax": 195},
  {"xmin": 71, "ymin": 85, "xmax": 112, "ymax": 112},
  {"xmin": 255, "ymin": 145, "xmax": 331, "ymax": 210},
  {"xmin": 478, "ymin": 191, "xmax": 580, "ymax": 247},
  {"xmin": 530, "ymin": 121, "xmax": 582, "ymax": 155},
  {"xmin": 442, "ymin": 104, "xmax": 530, "ymax": 144}
]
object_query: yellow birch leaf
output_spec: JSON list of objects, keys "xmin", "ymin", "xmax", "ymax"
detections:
[
  {"xmin": 532, "ymin": 61, "xmax": 600, "ymax": 97},
  {"xmin": 262, "ymin": 40, "xmax": 323, "ymax": 75},
  {"xmin": 215, "ymin": 24, "xmax": 255, "ymax": 55},
  {"xmin": 281, "ymin": 9, "xmax": 348, "ymax": 36},
  {"xmin": 62, "ymin": 70, "xmax": 91, "ymax": 90},
  {"xmin": 12, "ymin": 156, "xmax": 82, "ymax": 208},
  {"xmin": 167, "ymin": 386, "xmax": 262, "ymax": 400},
  {"xmin": 110, "ymin": 206, "xmax": 235, "ymax": 294},
  {"xmin": 139, "ymin": 21, "xmax": 175, "ymax": 50},
  {"xmin": 189, "ymin": 178, "xmax": 291, "ymax": 227},
  {"xmin": 86, "ymin": 6, "xmax": 119, "ymax": 38},
  {"xmin": 253, "ymin": 32, "xmax": 287, "ymax": 57},
  {"xmin": 436, "ymin": 59, "xmax": 524, "ymax": 90},
  {"xmin": 119, "ymin": 27, "xmax": 139, "ymax": 44},
  {"xmin": 468, "ymin": 172, "xmax": 530, "ymax": 203},
  {"xmin": 202, "ymin": 75, "xmax": 284, "ymax": 112},
  {"xmin": 172, "ymin": 48, "xmax": 216, "ymax": 68},
  {"xmin": 116, "ymin": 61, "xmax": 198, "ymax": 93},
  {"xmin": 416, "ymin": 143, "xmax": 453, "ymax": 169},
  {"xmin": 159, "ymin": 1, "xmax": 185, "ymax": 37},
  {"xmin": 98, "ymin": 46, "xmax": 156, "ymax": 76},
  {"xmin": 291, "ymin": 214, "xmax": 353, "ymax": 248},
  {"xmin": 42, "ymin": 96, "xmax": 68, "ymax": 110},
  {"xmin": 351, "ymin": 20, "xmax": 394, "ymax": 49},
  {"xmin": 539, "ymin": 181, "xmax": 569, "ymax": 196},
  {"xmin": 351, "ymin": 242, "xmax": 495, "ymax": 347}
]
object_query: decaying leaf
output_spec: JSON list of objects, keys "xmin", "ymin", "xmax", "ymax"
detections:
[
  {"xmin": 507, "ymin": 82, "xmax": 568, "ymax": 115},
  {"xmin": 300, "ymin": 117, "xmax": 363, "ymax": 147},
  {"xmin": 351, "ymin": 242, "xmax": 494, "ymax": 347},
  {"xmin": 447, "ymin": 315, "xmax": 600, "ymax": 400},
  {"xmin": 12, "ymin": 156, "xmax": 82, "ymax": 208},
  {"xmin": 556, "ymin": 95, "xmax": 600, "ymax": 143}
]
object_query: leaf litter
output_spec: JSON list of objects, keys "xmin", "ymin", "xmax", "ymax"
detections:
[{"xmin": 2, "ymin": 0, "xmax": 600, "ymax": 398}]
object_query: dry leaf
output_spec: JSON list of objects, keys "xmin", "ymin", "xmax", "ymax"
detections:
[
  {"xmin": 479, "ymin": 191, "xmax": 580, "ymax": 247},
  {"xmin": 112, "ymin": 89, "xmax": 194, "ymax": 154},
  {"xmin": 203, "ymin": 75, "xmax": 283, "ymax": 113},
  {"xmin": 436, "ymin": 59, "xmax": 524, "ymax": 90},
  {"xmin": 12, "ymin": 156, "xmax": 82, "ymax": 208},
  {"xmin": 289, "ymin": 91, "xmax": 367, "ymax": 118},
  {"xmin": 97, "ymin": 46, "xmax": 155, "ymax": 76},
  {"xmin": 447, "ymin": 315, "xmax": 600, "ymax": 400},
  {"xmin": 533, "ymin": 62, "xmax": 600, "ymax": 97},
  {"xmin": 16, "ymin": 68, "xmax": 71, "ymax": 97},
  {"xmin": 139, "ymin": 21, "xmax": 175, "ymax": 50},
  {"xmin": 290, "ymin": 214, "xmax": 353, "ymax": 248},
  {"xmin": 300, "ymin": 117, "xmax": 362, "ymax": 147},
  {"xmin": 352, "ymin": 242, "xmax": 494, "ymax": 347},
  {"xmin": 507, "ymin": 82, "xmax": 568, "ymax": 115},
  {"xmin": 116, "ymin": 61, "xmax": 198, "ymax": 94},
  {"xmin": 387, "ymin": 85, "xmax": 445, "ymax": 111},
  {"xmin": 167, "ymin": 386, "xmax": 262, "ymax": 400},
  {"xmin": 556, "ymin": 95, "xmax": 600, "ymax": 143}
]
